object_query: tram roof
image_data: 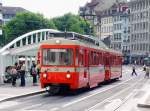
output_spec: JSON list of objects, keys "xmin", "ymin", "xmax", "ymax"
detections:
[
  {"xmin": 41, "ymin": 37, "xmax": 122, "ymax": 56},
  {"xmin": 49, "ymin": 32, "xmax": 100, "ymax": 46},
  {"xmin": 45, "ymin": 32, "xmax": 122, "ymax": 55}
]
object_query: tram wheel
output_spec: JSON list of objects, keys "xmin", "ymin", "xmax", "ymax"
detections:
[{"xmin": 47, "ymin": 85, "xmax": 60, "ymax": 95}]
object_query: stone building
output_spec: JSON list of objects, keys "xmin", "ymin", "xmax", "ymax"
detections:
[
  {"xmin": 111, "ymin": 3, "xmax": 130, "ymax": 63},
  {"xmin": 79, "ymin": 0, "xmax": 100, "ymax": 38},
  {"xmin": 79, "ymin": 0, "xmax": 128, "ymax": 45},
  {"xmin": 100, "ymin": 4, "xmax": 117, "ymax": 42},
  {"xmin": 129, "ymin": 0, "xmax": 150, "ymax": 64}
]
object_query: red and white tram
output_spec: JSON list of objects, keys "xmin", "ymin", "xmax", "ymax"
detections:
[{"xmin": 38, "ymin": 32, "xmax": 122, "ymax": 94}]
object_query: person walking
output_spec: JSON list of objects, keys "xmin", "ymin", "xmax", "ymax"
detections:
[
  {"xmin": 20, "ymin": 62, "xmax": 26, "ymax": 86},
  {"xmin": 36, "ymin": 60, "xmax": 40, "ymax": 79},
  {"xmin": 145, "ymin": 66, "xmax": 149, "ymax": 79},
  {"xmin": 131, "ymin": 65, "xmax": 137, "ymax": 76},
  {"xmin": 143, "ymin": 64, "xmax": 146, "ymax": 71},
  {"xmin": 31, "ymin": 62, "xmax": 38, "ymax": 86},
  {"xmin": 11, "ymin": 66, "xmax": 17, "ymax": 86}
]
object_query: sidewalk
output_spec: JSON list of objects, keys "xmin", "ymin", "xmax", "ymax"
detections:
[
  {"xmin": 116, "ymin": 78, "xmax": 150, "ymax": 111},
  {"xmin": 0, "ymin": 76, "xmax": 45, "ymax": 103},
  {"xmin": 123, "ymin": 65, "xmax": 150, "ymax": 109},
  {"xmin": 137, "ymin": 80, "xmax": 150, "ymax": 108}
]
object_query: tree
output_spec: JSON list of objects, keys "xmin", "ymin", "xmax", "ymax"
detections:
[
  {"xmin": 52, "ymin": 13, "xmax": 94, "ymax": 35},
  {"xmin": 3, "ymin": 12, "xmax": 56, "ymax": 43}
]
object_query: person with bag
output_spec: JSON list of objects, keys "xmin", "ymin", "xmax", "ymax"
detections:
[
  {"xmin": 145, "ymin": 66, "xmax": 150, "ymax": 79},
  {"xmin": 11, "ymin": 66, "xmax": 17, "ymax": 86},
  {"xmin": 31, "ymin": 62, "xmax": 38, "ymax": 86},
  {"xmin": 143, "ymin": 64, "xmax": 146, "ymax": 71}
]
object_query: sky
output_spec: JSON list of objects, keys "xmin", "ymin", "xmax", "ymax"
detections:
[{"xmin": 2, "ymin": 0, "xmax": 91, "ymax": 18}]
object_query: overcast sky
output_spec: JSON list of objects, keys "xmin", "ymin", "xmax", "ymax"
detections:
[{"xmin": 2, "ymin": 0, "xmax": 91, "ymax": 18}]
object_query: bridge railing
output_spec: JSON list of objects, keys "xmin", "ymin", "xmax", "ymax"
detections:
[
  {"xmin": 0, "ymin": 29, "xmax": 60, "ymax": 84},
  {"xmin": 0, "ymin": 29, "xmax": 60, "ymax": 54}
]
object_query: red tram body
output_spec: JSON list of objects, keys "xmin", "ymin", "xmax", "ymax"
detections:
[{"xmin": 38, "ymin": 32, "xmax": 122, "ymax": 93}]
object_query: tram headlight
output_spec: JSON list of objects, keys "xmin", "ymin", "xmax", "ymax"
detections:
[
  {"xmin": 66, "ymin": 74, "xmax": 71, "ymax": 79},
  {"xmin": 56, "ymin": 40, "xmax": 61, "ymax": 44},
  {"xmin": 43, "ymin": 73, "xmax": 47, "ymax": 78}
]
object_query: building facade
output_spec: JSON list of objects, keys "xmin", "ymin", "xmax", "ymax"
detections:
[
  {"xmin": 2, "ymin": 6, "xmax": 27, "ymax": 25},
  {"xmin": 100, "ymin": 5, "xmax": 117, "ymax": 42},
  {"xmin": 79, "ymin": 0, "xmax": 128, "ymax": 46},
  {"xmin": 111, "ymin": 3, "xmax": 130, "ymax": 63},
  {"xmin": 129, "ymin": 0, "xmax": 150, "ymax": 64},
  {"xmin": 79, "ymin": 0, "xmax": 100, "ymax": 38}
]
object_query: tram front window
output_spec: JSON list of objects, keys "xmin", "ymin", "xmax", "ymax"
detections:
[{"xmin": 43, "ymin": 49, "xmax": 73, "ymax": 66}]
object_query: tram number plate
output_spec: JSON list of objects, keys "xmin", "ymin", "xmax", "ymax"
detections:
[{"xmin": 50, "ymin": 49, "xmax": 66, "ymax": 52}]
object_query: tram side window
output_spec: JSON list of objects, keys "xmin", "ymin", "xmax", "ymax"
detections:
[
  {"xmin": 113, "ymin": 56, "xmax": 115, "ymax": 66},
  {"xmin": 90, "ymin": 51, "xmax": 94, "ymax": 65},
  {"xmin": 105, "ymin": 56, "xmax": 110, "ymax": 65},
  {"xmin": 76, "ymin": 49, "xmax": 79, "ymax": 66},
  {"xmin": 115, "ymin": 56, "xmax": 118, "ymax": 65},
  {"xmin": 93, "ymin": 52, "xmax": 99, "ymax": 65},
  {"xmin": 93, "ymin": 52, "xmax": 97, "ymax": 65},
  {"xmin": 84, "ymin": 50, "xmax": 88, "ymax": 66},
  {"xmin": 79, "ymin": 49, "xmax": 84, "ymax": 66},
  {"xmin": 99, "ymin": 52, "xmax": 103, "ymax": 64},
  {"xmin": 115, "ymin": 56, "xmax": 120, "ymax": 65},
  {"xmin": 89, "ymin": 51, "xmax": 91, "ymax": 66},
  {"xmin": 96, "ymin": 52, "xmax": 99, "ymax": 65},
  {"xmin": 117, "ymin": 56, "xmax": 122, "ymax": 65},
  {"xmin": 120, "ymin": 57, "xmax": 122, "ymax": 65},
  {"xmin": 111, "ymin": 56, "xmax": 114, "ymax": 66}
]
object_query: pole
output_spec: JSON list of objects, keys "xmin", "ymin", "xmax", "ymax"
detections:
[{"xmin": 0, "ymin": 55, "xmax": 4, "ymax": 84}]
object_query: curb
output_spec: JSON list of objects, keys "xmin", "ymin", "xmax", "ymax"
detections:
[
  {"xmin": 0, "ymin": 90, "xmax": 46, "ymax": 103},
  {"xmin": 137, "ymin": 85, "xmax": 150, "ymax": 108},
  {"xmin": 137, "ymin": 103, "xmax": 150, "ymax": 108}
]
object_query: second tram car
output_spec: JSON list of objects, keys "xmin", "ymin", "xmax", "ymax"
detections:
[{"xmin": 38, "ymin": 32, "xmax": 122, "ymax": 94}]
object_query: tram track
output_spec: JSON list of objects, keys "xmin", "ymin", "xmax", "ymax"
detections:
[
  {"xmin": 86, "ymin": 77, "xmax": 146, "ymax": 111},
  {"xmin": 56, "ymin": 77, "xmax": 145, "ymax": 111},
  {"xmin": 0, "ymin": 76, "xmax": 145, "ymax": 111}
]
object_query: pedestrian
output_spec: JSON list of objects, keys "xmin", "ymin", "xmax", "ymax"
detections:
[
  {"xmin": 14, "ymin": 62, "xmax": 21, "ymax": 79},
  {"xmin": 36, "ymin": 60, "xmax": 40, "ymax": 79},
  {"xmin": 11, "ymin": 66, "xmax": 17, "ymax": 86},
  {"xmin": 145, "ymin": 66, "xmax": 149, "ymax": 79},
  {"xmin": 143, "ymin": 64, "xmax": 146, "ymax": 71},
  {"xmin": 20, "ymin": 62, "xmax": 26, "ymax": 86},
  {"xmin": 31, "ymin": 62, "xmax": 38, "ymax": 86},
  {"xmin": 131, "ymin": 65, "xmax": 137, "ymax": 76}
]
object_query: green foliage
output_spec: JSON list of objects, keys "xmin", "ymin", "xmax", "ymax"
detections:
[
  {"xmin": 2, "ymin": 12, "xmax": 94, "ymax": 45},
  {"xmin": 52, "ymin": 13, "xmax": 94, "ymax": 35},
  {"xmin": 3, "ymin": 12, "xmax": 56, "ymax": 43}
]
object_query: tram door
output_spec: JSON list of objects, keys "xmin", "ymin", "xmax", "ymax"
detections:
[
  {"xmin": 104, "ymin": 53, "xmax": 111, "ymax": 81},
  {"xmin": 84, "ymin": 49, "xmax": 89, "ymax": 87},
  {"xmin": 85, "ymin": 50, "xmax": 90, "ymax": 86},
  {"xmin": 77, "ymin": 48, "xmax": 89, "ymax": 88}
]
